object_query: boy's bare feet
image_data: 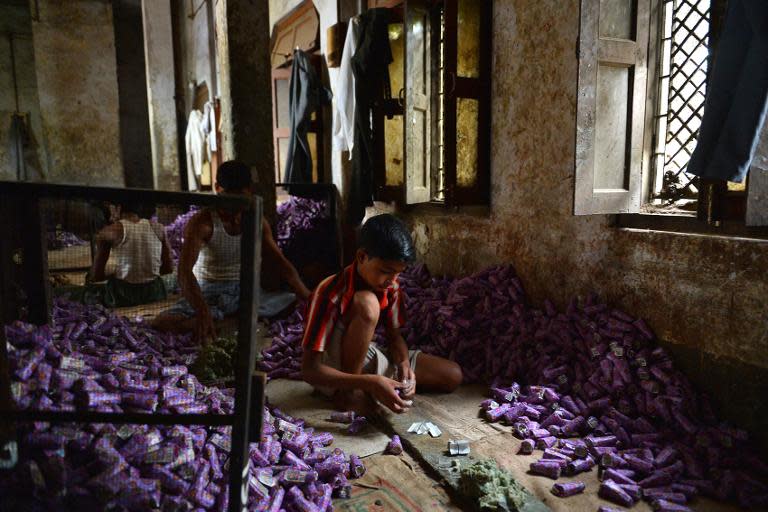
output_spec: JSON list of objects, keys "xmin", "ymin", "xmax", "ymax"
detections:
[{"xmin": 333, "ymin": 389, "xmax": 379, "ymax": 417}]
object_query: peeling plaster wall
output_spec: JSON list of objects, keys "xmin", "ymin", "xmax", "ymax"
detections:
[
  {"xmin": 31, "ymin": 0, "xmax": 123, "ymax": 186},
  {"xmin": 0, "ymin": 3, "xmax": 48, "ymax": 182},
  {"xmin": 400, "ymin": 0, "xmax": 768, "ymax": 441}
]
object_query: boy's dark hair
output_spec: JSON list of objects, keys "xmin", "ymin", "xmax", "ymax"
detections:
[
  {"xmin": 120, "ymin": 201, "xmax": 155, "ymax": 219},
  {"xmin": 359, "ymin": 214, "xmax": 415, "ymax": 263},
  {"xmin": 216, "ymin": 160, "xmax": 252, "ymax": 192}
]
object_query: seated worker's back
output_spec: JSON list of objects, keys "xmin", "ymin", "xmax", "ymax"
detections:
[
  {"xmin": 56, "ymin": 202, "xmax": 173, "ymax": 308},
  {"xmin": 113, "ymin": 217, "xmax": 164, "ymax": 284}
]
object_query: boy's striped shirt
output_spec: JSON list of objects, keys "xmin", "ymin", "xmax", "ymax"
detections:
[{"xmin": 302, "ymin": 263, "xmax": 406, "ymax": 352}]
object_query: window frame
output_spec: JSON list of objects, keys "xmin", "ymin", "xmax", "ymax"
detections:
[
  {"xmin": 616, "ymin": 0, "xmax": 768, "ymax": 234},
  {"xmin": 573, "ymin": 0, "xmax": 768, "ymax": 231},
  {"xmin": 370, "ymin": 0, "xmax": 493, "ymax": 208}
]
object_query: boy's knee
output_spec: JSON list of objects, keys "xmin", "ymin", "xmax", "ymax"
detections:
[
  {"xmin": 443, "ymin": 361, "xmax": 463, "ymax": 392},
  {"xmin": 350, "ymin": 291, "xmax": 380, "ymax": 324}
]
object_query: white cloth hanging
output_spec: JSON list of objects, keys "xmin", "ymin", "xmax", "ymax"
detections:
[
  {"xmin": 332, "ymin": 17, "xmax": 361, "ymax": 158},
  {"xmin": 185, "ymin": 109, "xmax": 206, "ymax": 191}
]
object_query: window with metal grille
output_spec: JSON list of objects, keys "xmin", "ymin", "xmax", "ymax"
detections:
[{"xmin": 651, "ymin": 0, "xmax": 712, "ymax": 211}]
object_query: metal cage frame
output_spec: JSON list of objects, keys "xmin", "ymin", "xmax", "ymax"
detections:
[{"xmin": 0, "ymin": 181, "xmax": 265, "ymax": 512}]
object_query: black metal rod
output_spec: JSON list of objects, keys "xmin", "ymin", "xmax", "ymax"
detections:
[
  {"xmin": 23, "ymin": 196, "xmax": 51, "ymax": 326},
  {"xmin": 0, "ymin": 409, "xmax": 234, "ymax": 427},
  {"xmin": 0, "ymin": 181, "xmax": 253, "ymax": 210},
  {"xmin": 228, "ymin": 199, "xmax": 263, "ymax": 512}
]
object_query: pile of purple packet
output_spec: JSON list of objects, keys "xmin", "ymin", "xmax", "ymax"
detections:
[
  {"xmin": 259, "ymin": 305, "xmax": 305, "ymax": 381},
  {"xmin": 3, "ymin": 298, "xmax": 364, "ymax": 510},
  {"xmin": 47, "ymin": 230, "xmax": 88, "ymax": 250},
  {"xmin": 275, "ymin": 196, "xmax": 336, "ymax": 274},
  {"xmin": 275, "ymin": 197, "xmax": 329, "ymax": 251},
  {"xmin": 165, "ymin": 206, "xmax": 199, "ymax": 265},
  {"xmin": 261, "ymin": 263, "xmax": 768, "ymax": 508}
]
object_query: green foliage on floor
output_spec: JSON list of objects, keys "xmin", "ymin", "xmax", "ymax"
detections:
[{"xmin": 459, "ymin": 459, "xmax": 531, "ymax": 511}]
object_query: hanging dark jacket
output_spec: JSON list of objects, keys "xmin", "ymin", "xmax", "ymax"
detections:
[
  {"xmin": 348, "ymin": 8, "xmax": 393, "ymax": 225},
  {"xmin": 687, "ymin": 0, "xmax": 768, "ymax": 183},
  {"xmin": 284, "ymin": 49, "xmax": 332, "ymax": 184}
]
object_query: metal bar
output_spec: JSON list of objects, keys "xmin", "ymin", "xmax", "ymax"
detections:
[
  {"xmin": 0, "ymin": 181, "xmax": 252, "ymax": 210},
  {"xmin": 8, "ymin": 34, "xmax": 19, "ymax": 114},
  {"xmin": 22, "ymin": 196, "xmax": 51, "ymax": 326},
  {"xmin": 48, "ymin": 266, "xmax": 91, "ymax": 273},
  {"xmin": 248, "ymin": 373, "xmax": 266, "ymax": 443},
  {"xmin": 228, "ymin": 198, "xmax": 263, "ymax": 512},
  {"xmin": 0, "ymin": 409, "xmax": 234, "ymax": 427}
]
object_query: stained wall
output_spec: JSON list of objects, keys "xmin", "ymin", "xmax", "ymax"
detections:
[
  {"xmin": 400, "ymin": 0, "xmax": 768, "ymax": 444},
  {"xmin": 31, "ymin": 0, "xmax": 124, "ymax": 186}
]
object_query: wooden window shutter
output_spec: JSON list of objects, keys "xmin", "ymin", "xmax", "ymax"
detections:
[
  {"xmin": 574, "ymin": 0, "xmax": 651, "ymax": 215},
  {"xmin": 746, "ymin": 124, "xmax": 768, "ymax": 226},
  {"xmin": 442, "ymin": 0, "xmax": 492, "ymax": 206},
  {"xmin": 403, "ymin": 0, "xmax": 432, "ymax": 204}
]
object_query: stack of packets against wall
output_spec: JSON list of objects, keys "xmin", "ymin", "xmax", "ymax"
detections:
[
  {"xmin": 2, "ymin": 298, "xmax": 365, "ymax": 511},
  {"xmin": 263, "ymin": 263, "xmax": 768, "ymax": 509}
]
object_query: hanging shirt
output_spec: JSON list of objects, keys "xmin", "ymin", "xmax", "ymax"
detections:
[
  {"xmin": 301, "ymin": 262, "xmax": 406, "ymax": 353},
  {"xmin": 185, "ymin": 110, "xmax": 206, "ymax": 191},
  {"xmin": 113, "ymin": 219, "xmax": 163, "ymax": 284},
  {"xmin": 332, "ymin": 17, "xmax": 361, "ymax": 157},
  {"xmin": 284, "ymin": 49, "xmax": 333, "ymax": 184}
]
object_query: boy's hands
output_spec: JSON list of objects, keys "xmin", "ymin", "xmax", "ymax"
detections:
[
  {"xmin": 368, "ymin": 375, "xmax": 410, "ymax": 413},
  {"xmin": 397, "ymin": 363, "xmax": 416, "ymax": 399},
  {"xmin": 195, "ymin": 307, "xmax": 216, "ymax": 345}
]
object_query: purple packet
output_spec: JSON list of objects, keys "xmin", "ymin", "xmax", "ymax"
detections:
[
  {"xmin": 601, "ymin": 468, "xmax": 637, "ymax": 486},
  {"xmin": 386, "ymin": 435, "xmax": 403, "ymax": 455},
  {"xmin": 316, "ymin": 483, "xmax": 333, "ymax": 512},
  {"xmin": 329, "ymin": 411, "xmax": 355, "ymax": 423},
  {"xmin": 617, "ymin": 482, "xmax": 642, "ymax": 500},
  {"xmin": 625, "ymin": 453, "xmax": 654, "ymax": 474},
  {"xmin": 598, "ymin": 479, "xmax": 634, "ymax": 507},
  {"xmin": 535, "ymin": 436, "xmax": 558, "ymax": 450},
  {"xmin": 519, "ymin": 439, "xmax": 535, "ymax": 455},
  {"xmin": 551, "ymin": 481, "xmax": 586, "ymax": 497},
  {"xmin": 566, "ymin": 457, "xmax": 595, "ymax": 475},
  {"xmin": 280, "ymin": 469, "xmax": 318, "ymax": 484},
  {"xmin": 266, "ymin": 486, "xmax": 285, "ymax": 512},
  {"xmin": 281, "ymin": 449, "xmax": 311, "ymax": 470},
  {"xmin": 347, "ymin": 416, "xmax": 367, "ymax": 434},
  {"xmin": 349, "ymin": 454, "xmax": 365, "ymax": 478},
  {"xmin": 650, "ymin": 499, "xmax": 691, "ymax": 512},
  {"xmin": 288, "ymin": 486, "xmax": 320, "ymax": 512},
  {"xmin": 310, "ymin": 432, "xmax": 334, "ymax": 447},
  {"xmin": 529, "ymin": 460, "xmax": 562, "ymax": 479},
  {"xmin": 78, "ymin": 391, "xmax": 121, "ymax": 408},
  {"xmin": 121, "ymin": 392, "xmax": 158, "ymax": 411}
]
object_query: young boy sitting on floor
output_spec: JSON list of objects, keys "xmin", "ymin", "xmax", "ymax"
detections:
[{"xmin": 301, "ymin": 214, "xmax": 462, "ymax": 414}]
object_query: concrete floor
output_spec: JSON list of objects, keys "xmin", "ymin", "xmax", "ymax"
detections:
[{"xmin": 266, "ymin": 380, "xmax": 748, "ymax": 512}]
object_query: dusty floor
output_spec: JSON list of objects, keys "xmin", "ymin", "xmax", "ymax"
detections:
[{"xmin": 267, "ymin": 380, "xmax": 747, "ymax": 512}]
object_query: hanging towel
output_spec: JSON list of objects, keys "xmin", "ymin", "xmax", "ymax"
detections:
[
  {"xmin": 185, "ymin": 109, "xmax": 207, "ymax": 191},
  {"xmin": 332, "ymin": 17, "xmax": 361, "ymax": 157},
  {"xmin": 687, "ymin": 0, "xmax": 768, "ymax": 183},
  {"xmin": 284, "ymin": 49, "xmax": 332, "ymax": 184}
]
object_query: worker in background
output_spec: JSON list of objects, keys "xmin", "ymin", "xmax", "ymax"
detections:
[
  {"xmin": 153, "ymin": 160, "xmax": 311, "ymax": 343},
  {"xmin": 57, "ymin": 202, "xmax": 173, "ymax": 307},
  {"xmin": 301, "ymin": 214, "xmax": 463, "ymax": 415}
]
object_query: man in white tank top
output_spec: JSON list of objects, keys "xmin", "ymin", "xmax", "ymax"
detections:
[
  {"xmin": 154, "ymin": 161, "xmax": 311, "ymax": 344},
  {"xmin": 57, "ymin": 202, "xmax": 173, "ymax": 307}
]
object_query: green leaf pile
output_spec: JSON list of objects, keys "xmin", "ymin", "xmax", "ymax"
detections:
[{"xmin": 459, "ymin": 459, "xmax": 531, "ymax": 511}]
